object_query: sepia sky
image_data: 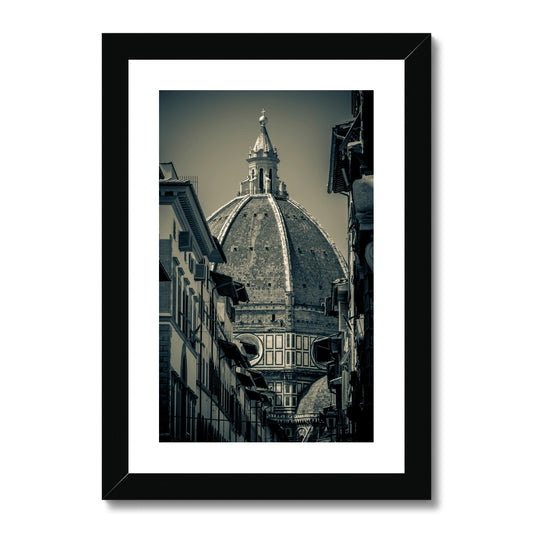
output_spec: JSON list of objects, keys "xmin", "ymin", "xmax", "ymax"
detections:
[{"xmin": 159, "ymin": 90, "xmax": 353, "ymax": 259}]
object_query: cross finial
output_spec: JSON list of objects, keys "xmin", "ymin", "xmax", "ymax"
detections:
[{"xmin": 261, "ymin": 108, "xmax": 266, "ymax": 115}]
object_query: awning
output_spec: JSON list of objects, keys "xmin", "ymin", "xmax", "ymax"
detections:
[
  {"xmin": 210, "ymin": 271, "xmax": 239, "ymax": 301},
  {"xmin": 235, "ymin": 368, "xmax": 254, "ymax": 387},
  {"xmin": 239, "ymin": 341, "xmax": 258, "ymax": 356},
  {"xmin": 210, "ymin": 271, "xmax": 249, "ymax": 304},
  {"xmin": 312, "ymin": 334, "xmax": 343, "ymax": 363},
  {"xmin": 217, "ymin": 339, "xmax": 246, "ymax": 366},
  {"xmin": 159, "ymin": 261, "xmax": 171, "ymax": 281},
  {"xmin": 249, "ymin": 370, "xmax": 268, "ymax": 390},
  {"xmin": 245, "ymin": 388, "xmax": 263, "ymax": 401},
  {"xmin": 234, "ymin": 282, "xmax": 249, "ymax": 303}
]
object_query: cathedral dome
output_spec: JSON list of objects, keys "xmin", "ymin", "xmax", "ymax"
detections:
[
  {"xmin": 207, "ymin": 111, "xmax": 347, "ymax": 323},
  {"xmin": 208, "ymin": 193, "xmax": 347, "ymax": 314},
  {"xmin": 206, "ymin": 111, "xmax": 347, "ymax": 434}
]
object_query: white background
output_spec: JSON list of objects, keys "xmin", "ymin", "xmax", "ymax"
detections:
[
  {"xmin": 1, "ymin": 1, "xmax": 532, "ymax": 532},
  {"xmin": 129, "ymin": 59, "xmax": 405, "ymax": 474}
]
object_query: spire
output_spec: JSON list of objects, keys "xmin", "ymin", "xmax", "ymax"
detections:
[
  {"xmin": 253, "ymin": 109, "xmax": 275, "ymax": 153},
  {"xmin": 241, "ymin": 110, "xmax": 287, "ymax": 197}
]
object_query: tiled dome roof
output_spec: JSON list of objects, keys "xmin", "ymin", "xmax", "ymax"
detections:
[
  {"xmin": 296, "ymin": 376, "xmax": 334, "ymax": 416},
  {"xmin": 207, "ymin": 193, "xmax": 347, "ymax": 309}
]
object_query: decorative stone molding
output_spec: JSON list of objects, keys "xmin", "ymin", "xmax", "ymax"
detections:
[{"xmin": 267, "ymin": 194, "xmax": 293, "ymax": 293}]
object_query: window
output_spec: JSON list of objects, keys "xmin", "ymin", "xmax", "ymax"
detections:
[
  {"xmin": 266, "ymin": 351, "xmax": 273, "ymax": 365},
  {"xmin": 271, "ymin": 314, "xmax": 276, "ymax": 321},
  {"xmin": 275, "ymin": 382, "xmax": 282, "ymax": 393},
  {"xmin": 275, "ymin": 395, "xmax": 282, "ymax": 406},
  {"xmin": 172, "ymin": 269, "xmax": 181, "ymax": 322},
  {"xmin": 303, "ymin": 352, "xmax": 309, "ymax": 366},
  {"xmin": 296, "ymin": 352, "xmax": 302, "ymax": 366},
  {"xmin": 285, "ymin": 397, "xmax": 290, "ymax": 406},
  {"xmin": 182, "ymin": 287, "xmax": 189, "ymax": 334},
  {"xmin": 275, "ymin": 351, "xmax": 283, "ymax": 365}
]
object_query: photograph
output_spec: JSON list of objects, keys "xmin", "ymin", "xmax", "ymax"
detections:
[{"xmin": 159, "ymin": 90, "xmax": 374, "ymax": 443}]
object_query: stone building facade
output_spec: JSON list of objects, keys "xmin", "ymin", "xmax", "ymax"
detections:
[
  {"xmin": 207, "ymin": 112, "xmax": 348, "ymax": 440},
  {"xmin": 324, "ymin": 89, "xmax": 374, "ymax": 441},
  {"xmin": 159, "ymin": 162, "xmax": 282, "ymax": 442}
]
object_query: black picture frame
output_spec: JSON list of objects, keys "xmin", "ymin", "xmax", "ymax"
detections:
[{"xmin": 102, "ymin": 33, "xmax": 431, "ymax": 500}]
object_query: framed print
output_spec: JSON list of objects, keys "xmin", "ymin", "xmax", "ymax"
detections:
[{"xmin": 102, "ymin": 33, "xmax": 431, "ymax": 499}]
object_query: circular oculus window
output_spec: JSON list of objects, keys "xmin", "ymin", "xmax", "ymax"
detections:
[{"xmin": 235, "ymin": 333, "xmax": 264, "ymax": 366}]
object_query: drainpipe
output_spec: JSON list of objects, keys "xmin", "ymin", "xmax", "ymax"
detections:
[{"xmin": 198, "ymin": 279, "xmax": 203, "ymax": 440}]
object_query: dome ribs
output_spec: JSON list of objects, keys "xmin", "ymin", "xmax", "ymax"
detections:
[
  {"xmin": 207, "ymin": 194, "xmax": 347, "ymax": 331},
  {"xmin": 267, "ymin": 194, "xmax": 293, "ymax": 294},
  {"xmin": 214, "ymin": 195, "xmax": 252, "ymax": 246},
  {"xmin": 206, "ymin": 196, "xmax": 242, "ymax": 241},
  {"xmin": 209, "ymin": 196, "xmax": 288, "ymax": 308},
  {"xmin": 287, "ymin": 198, "xmax": 348, "ymax": 278},
  {"xmin": 277, "ymin": 199, "xmax": 346, "ymax": 308}
]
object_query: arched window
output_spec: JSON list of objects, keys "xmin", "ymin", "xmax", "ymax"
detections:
[
  {"xmin": 268, "ymin": 169, "xmax": 273, "ymax": 192},
  {"xmin": 259, "ymin": 168, "xmax": 264, "ymax": 192}
]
